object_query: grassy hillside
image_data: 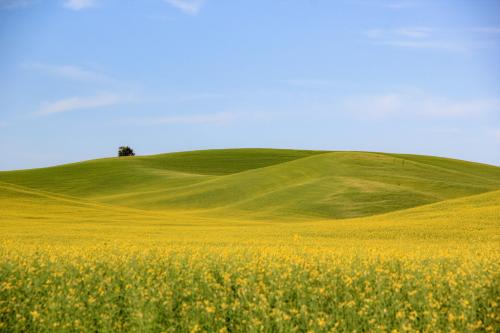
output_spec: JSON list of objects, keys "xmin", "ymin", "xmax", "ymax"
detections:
[
  {"xmin": 0, "ymin": 149, "xmax": 324, "ymax": 200},
  {"xmin": 2, "ymin": 180, "xmax": 499, "ymax": 244},
  {"xmin": 298, "ymin": 189, "xmax": 500, "ymax": 242},
  {"xmin": 1, "ymin": 149, "xmax": 499, "ymax": 219},
  {"xmin": 144, "ymin": 151, "xmax": 500, "ymax": 219}
]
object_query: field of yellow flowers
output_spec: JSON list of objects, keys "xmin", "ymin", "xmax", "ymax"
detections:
[
  {"xmin": 1, "ymin": 240, "xmax": 498, "ymax": 333},
  {"xmin": 0, "ymin": 179, "xmax": 499, "ymax": 332}
]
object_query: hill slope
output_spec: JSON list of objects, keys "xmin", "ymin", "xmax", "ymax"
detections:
[
  {"xmin": 1, "ymin": 149, "xmax": 499, "ymax": 220},
  {"xmin": 300, "ymin": 189, "xmax": 500, "ymax": 241},
  {"xmin": 0, "ymin": 149, "xmax": 325, "ymax": 199},
  {"xmin": 1, "ymin": 181, "xmax": 499, "ymax": 244}
]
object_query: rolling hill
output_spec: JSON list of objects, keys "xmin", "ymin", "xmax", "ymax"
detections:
[
  {"xmin": 1, "ymin": 177, "xmax": 499, "ymax": 245},
  {"xmin": 1, "ymin": 148, "xmax": 499, "ymax": 220}
]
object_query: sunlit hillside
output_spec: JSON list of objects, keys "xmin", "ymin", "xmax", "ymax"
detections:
[{"xmin": 1, "ymin": 148, "xmax": 499, "ymax": 219}]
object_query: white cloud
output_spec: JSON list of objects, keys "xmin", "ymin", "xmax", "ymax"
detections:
[
  {"xmin": 121, "ymin": 110, "xmax": 280, "ymax": 126},
  {"xmin": 375, "ymin": 40, "xmax": 466, "ymax": 52},
  {"xmin": 426, "ymin": 127, "xmax": 461, "ymax": 135},
  {"xmin": 364, "ymin": 29, "xmax": 384, "ymax": 39},
  {"xmin": 343, "ymin": 91, "xmax": 500, "ymax": 118},
  {"xmin": 0, "ymin": 0, "xmax": 31, "ymax": 9},
  {"xmin": 395, "ymin": 27, "xmax": 433, "ymax": 38},
  {"xmin": 470, "ymin": 27, "xmax": 500, "ymax": 34},
  {"xmin": 38, "ymin": 93, "xmax": 121, "ymax": 115},
  {"xmin": 178, "ymin": 92, "xmax": 226, "ymax": 101},
  {"xmin": 344, "ymin": 93, "xmax": 404, "ymax": 117},
  {"xmin": 130, "ymin": 112, "xmax": 234, "ymax": 125},
  {"xmin": 364, "ymin": 27, "xmax": 434, "ymax": 40},
  {"xmin": 284, "ymin": 79, "xmax": 331, "ymax": 87},
  {"xmin": 24, "ymin": 63, "xmax": 113, "ymax": 83},
  {"xmin": 363, "ymin": 28, "xmax": 470, "ymax": 52},
  {"xmin": 163, "ymin": 0, "xmax": 204, "ymax": 15},
  {"xmin": 63, "ymin": 0, "xmax": 97, "ymax": 10},
  {"xmin": 364, "ymin": 26, "xmax": 498, "ymax": 52}
]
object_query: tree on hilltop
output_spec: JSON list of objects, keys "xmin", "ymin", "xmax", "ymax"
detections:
[{"xmin": 118, "ymin": 146, "xmax": 135, "ymax": 157}]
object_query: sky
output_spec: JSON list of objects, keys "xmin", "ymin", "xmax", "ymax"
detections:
[{"xmin": 0, "ymin": 0, "xmax": 499, "ymax": 170}]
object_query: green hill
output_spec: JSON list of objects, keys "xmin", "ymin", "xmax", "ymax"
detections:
[
  {"xmin": 0, "ymin": 148, "xmax": 325, "ymax": 199},
  {"xmin": 1, "ymin": 148, "xmax": 499, "ymax": 220},
  {"xmin": 299, "ymin": 189, "xmax": 500, "ymax": 242}
]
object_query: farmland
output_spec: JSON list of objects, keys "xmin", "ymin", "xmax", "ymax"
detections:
[{"xmin": 0, "ymin": 149, "xmax": 499, "ymax": 332}]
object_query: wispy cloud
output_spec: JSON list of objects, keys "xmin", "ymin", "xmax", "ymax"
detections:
[
  {"xmin": 163, "ymin": 0, "xmax": 204, "ymax": 15},
  {"xmin": 395, "ymin": 27, "xmax": 433, "ymax": 38},
  {"xmin": 343, "ymin": 91, "xmax": 500, "ymax": 118},
  {"xmin": 364, "ymin": 29, "xmax": 384, "ymax": 39},
  {"xmin": 121, "ymin": 110, "xmax": 280, "ymax": 126},
  {"xmin": 375, "ymin": 40, "xmax": 466, "ymax": 52},
  {"xmin": 363, "ymin": 27, "xmax": 471, "ymax": 52},
  {"xmin": 23, "ymin": 63, "xmax": 113, "ymax": 84},
  {"xmin": 38, "ymin": 93, "xmax": 122, "ymax": 115},
  {"xmin": 0, "ymin": 0, "xmax": 31, "ymax": 9},
  {"xmin": 146, "ymin": 13, "xmax": 176, "ymax": 22},
  {"xmin": 126, "ymin": 112, "xmax": 234, "ymax": 126},
  {"xmin": 63, "ymin": 0, "xmax": 97, "ymax": 10},
  {"xmin": 364, "ymin": 27, "xmax": 433, "ymax": 40},
  {"xmin": 284, "ymin": 79, "xmax": 331, "ymax": 87},
  {"xmin": 178, "ymin": 92, "xmax": 226, "ymax": 101},
  {"xmin": 469, "ymin": 27, "xmax": 500, "ymax": 34},
  {"xmin": 345, "ymin": 93, "xmax": 402, "ymax": 117},
  {"xmin": 426, "ymin": 127, "xmax": 461, "ymax": 135}
]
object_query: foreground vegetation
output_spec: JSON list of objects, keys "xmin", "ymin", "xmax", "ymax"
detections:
[
  {"xmin": 1, "ymin": 149, "xmax": 499, "ymax": 332},
  {"xmin": 1, "ymin": 242, "xmax": 499, "ymax": 332}
]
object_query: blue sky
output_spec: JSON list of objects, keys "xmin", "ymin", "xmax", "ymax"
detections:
[{"xmin": 0, "ymin": 0, "xmax": 499, "ymax": 170}]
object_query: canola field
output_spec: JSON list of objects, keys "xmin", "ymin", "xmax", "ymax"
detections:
[
  {"xmin": 1, "ymin": 242, "xmax": 499, "ymax": 332},
  {"xmin": 1, "ymin": 149, "xmax": 499, "ymax": 332}
]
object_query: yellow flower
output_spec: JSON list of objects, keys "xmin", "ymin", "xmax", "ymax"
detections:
[{"xmin": 30, "ymin": 311, "xmax": 40, "ymax": 320}]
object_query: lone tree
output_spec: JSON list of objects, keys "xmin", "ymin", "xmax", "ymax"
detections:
[{"xmin": 118, "ymin": 146, "xmax": 135, "ymax": 157}]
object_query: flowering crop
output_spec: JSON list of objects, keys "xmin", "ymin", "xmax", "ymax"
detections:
[
  {"xmin": 1, "ymin": 181, "xmax": 498, "ymax": 332},
  {"xmin": 1, "ymin": 241, "xmax": 498, "ymax": 332}
]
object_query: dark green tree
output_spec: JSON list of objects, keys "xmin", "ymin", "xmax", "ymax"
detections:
[{"xmin": 118, "ymin": 146, "xmax": 135, "ymax": 157}]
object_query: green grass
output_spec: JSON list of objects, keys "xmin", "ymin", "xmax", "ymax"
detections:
[
  {"xmin": 1, "ymin": 149, "xmax": 499, "ymax": 219},
  {"xmin": 0, "ymin": 149, "xmax": 325, "ymax": 207}
]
